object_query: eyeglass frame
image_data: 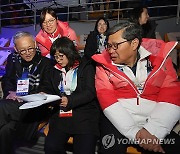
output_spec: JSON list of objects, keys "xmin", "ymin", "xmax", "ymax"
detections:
[
  {"xmin": 18, "ymin": 47, "xmax": 36, "ymax": 55},
  {"xmin": 42, "ymin": 18, "xmax": 56, "ymax": 26},
  {"xmin": 106, "ymin": 40, "xmax": 132, "ymax": 51},
  {"xmin": 54, "ymin": 54, "xmax": 65, "ymax": 60}
]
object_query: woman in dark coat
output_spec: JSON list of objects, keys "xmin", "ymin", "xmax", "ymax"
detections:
[
  {"xmin": 43, "ymin": 37, "xmax": 100, "ymax": 154},
  {"xmin": 84, "ymin": 17, "xmax": 109, "ymax": 59},
  {"xmin": 129, "ymin": 5, "xmax": 157, "ymax": 39}
]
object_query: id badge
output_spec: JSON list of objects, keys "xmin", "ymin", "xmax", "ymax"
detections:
[
  {"xmin": 16, "ymin": 78, "xmax": 29, "ymax": 96},
  {"xmin": 59, "ymin": 109, "xmax": 72, "ymax": 117}
]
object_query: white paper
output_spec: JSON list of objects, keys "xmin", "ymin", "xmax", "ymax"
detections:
[
  {"xmin": 18, "ymin": 93, "xmax": 47, "ymax": 102},
  {"xmin": 19, "ymin": 94, "xmax": 61, "ymax": 109}
]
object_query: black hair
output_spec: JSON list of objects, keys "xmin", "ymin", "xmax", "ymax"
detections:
[
  {"xmin": 129, "ymin": 5, "xmax": 148, "ymax": 24},
  {"xmin": 50, "ymin": 37, "xmax": 81, "ymax": 69}
]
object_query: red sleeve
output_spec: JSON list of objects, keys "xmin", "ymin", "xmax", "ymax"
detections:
[{"xmin": 157, "ymin": 57, "xmax": 180, "ymax": 106}]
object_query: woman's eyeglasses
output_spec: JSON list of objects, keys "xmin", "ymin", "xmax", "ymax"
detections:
[
  {"xmin": 54, "ymin": 54, "xmax": 65, "ymax": 60},
  {"xmin": 42, "ymin": 18, "xmax": 56, "ymax": 26}
]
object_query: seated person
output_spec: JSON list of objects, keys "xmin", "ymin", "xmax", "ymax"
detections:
[
  {"xmin": 84, "ymin": 17, "xmax": 109, "ymax": 60},
  {"xmin": 0, "ymin": 31, "xmax": 53, "ymax": 154},
  {"xmin": 129, "ymin": 5, "xmax": 157, "ymax": 39},
  {"xmin": 92, "ymin": 20, "xmax": 180, "ymax": 154},
  {"xmin": 41, "ymin": 37, "xmax": 100, "ymax": 154}
]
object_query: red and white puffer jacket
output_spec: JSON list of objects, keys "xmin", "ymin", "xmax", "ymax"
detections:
[{"xmin": 92, "ymin": 38, "xmax": 180, "ymax": 140}]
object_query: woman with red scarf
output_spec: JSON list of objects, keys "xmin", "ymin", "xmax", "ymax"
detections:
[{"xmin": 36, "ymin": 7, "xmax": 78, "ymax": 58}]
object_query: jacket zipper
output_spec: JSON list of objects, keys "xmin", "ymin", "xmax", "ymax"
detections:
[
  {"xmin": 103, "ymin": 65, "xmax": 140, "ymax": 105},
  {"xmin": 137, "ymin": 94, "xmax": 140, "ymax": 105},
  {"xmin": 141, "ymin": 42, "xmax": 176, "ymax": 94},
  {"xmin": 100, "ymin": 41, "xmax": 177, "ymax": 106}
]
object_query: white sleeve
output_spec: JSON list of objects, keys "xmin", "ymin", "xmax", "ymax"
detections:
[
  {"xmin": 143, "ymin": 102, "xmax": 180, "ymax": 139},
  {"xmin": 104, "ymin": 102, "xmax": 140, "ymax": 140}
]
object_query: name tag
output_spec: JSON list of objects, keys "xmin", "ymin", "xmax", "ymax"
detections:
[
  {"xmin": 16, "ymin": 78, "xmax": 29, "ymax": 96},
  {"xmin": 59, "ymin": 109, "xmax": 72, "ymax": 117}
]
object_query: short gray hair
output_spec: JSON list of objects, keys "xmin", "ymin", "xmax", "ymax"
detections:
[
  {"xmin": 13, "ymin": 31, "xmax": 35, "ymax": 45},
  {"xmin": 107, "ymin": 20, "xmax": 143, "ymax": 43}
]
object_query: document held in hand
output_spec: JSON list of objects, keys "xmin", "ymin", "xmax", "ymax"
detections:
[{"xmin": 19, "ymin": 93, "xmax": 61, "ymax": 109}]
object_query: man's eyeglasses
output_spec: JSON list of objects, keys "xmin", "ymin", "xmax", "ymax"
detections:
[
  {"xmin": 43, "ymin": 18, "xmax": 56, "ymax": 26},
  {"xmin": 18, "ymin": 47, "xmax": 35, "ymax": 55},
  {"xmin": 106, "ymin": 40, "xmax": 131, "ymax": 51},
  {"xmin": 54, "ymin": 54, "xmax": 65, "ymax": 60}
]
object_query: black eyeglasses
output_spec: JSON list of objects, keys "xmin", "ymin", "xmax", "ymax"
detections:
[
  {"xmin": 18, "ymin": 47, "xmax": 35, "ymax": 55},
  {"xmin": 42, "ymin": 18, "xmax": 56, "ymax": 26},
  {"xmin": 54, "ymin": 54, "xmax": 65, "ymax": 60},
  {"xmin": 106, "ymin": 40, "xmax": 131, "ymax": 51}
]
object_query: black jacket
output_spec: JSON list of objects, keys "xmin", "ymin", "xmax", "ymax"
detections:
[
  {"xmin": 142, "ymin": 20, "xmax": 157, "ymax": 39},
  {"xmin": 1, "ymin": 51, "xmax": 52, "ymax": 98},
  {"xmin": 84, "ymin": 31, "xmax": 108, "ymax": 60},
  {"xmin": 42, "ymin": 57, "xmax": 100, "ymax": 136},
  {"xmin": 0, "ymin": 50, "xmax": 53, "ymax": 141}
]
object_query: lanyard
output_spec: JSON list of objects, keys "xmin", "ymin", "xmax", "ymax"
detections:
[
  {"xmin": 21, "ymin": 67, "xmax": 29, "ymax": 79},
  {"xmin": 59, "ymin": 81, "xmax": 64, "ymax": 93}
]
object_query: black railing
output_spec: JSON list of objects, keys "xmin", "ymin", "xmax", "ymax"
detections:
[{"xmin": 0, "ymin": 0, "xmax": 179, "ymax": 32}]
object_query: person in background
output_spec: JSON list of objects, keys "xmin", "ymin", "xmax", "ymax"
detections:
[
  {"xmin": 36, "ymin": 7, "xmax": 78, "ymax": 58},
  {"xmin": 92, "ymin": 21, "xmax": 180, "ymax": 154},
  {"xmin": 0, "ymin": 31, "xmax": 53, "ymax": 154},
  {"xmin": 84, "ymin": 17, "xmax": 109, "ymax": 59},
  {"xmin": 42, "ymin": 37, "xmax": 100, "ymax": 154},
  {"xmin": 130, "ymin": 5, "xmax": 177, "ymax": 71},
  {"xmin": 130, "ymin": 5, "xmax": 157, "ymax": 39}
]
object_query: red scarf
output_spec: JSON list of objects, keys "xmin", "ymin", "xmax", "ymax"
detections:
[{"xmin": 54, "ymin": 60, "xmax": 80, "ymax": 71}]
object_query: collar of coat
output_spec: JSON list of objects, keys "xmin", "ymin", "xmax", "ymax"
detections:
[{"xmin": 54, "ymin": 61, "xmax": 79, "ymax": 72}]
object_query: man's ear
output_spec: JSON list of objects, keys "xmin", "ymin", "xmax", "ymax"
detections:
[
  {"xmin": 131, "ymin": 38, "xmax": 139, "ymax": 50},
  {"xmin": 35, "ymin": 41, "xmax": 37, "ymax": 48}
]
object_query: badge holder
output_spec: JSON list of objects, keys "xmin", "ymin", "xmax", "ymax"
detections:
[{"xmin": 16, "ymin": 68, "xmax": 29, "ymax": 96}]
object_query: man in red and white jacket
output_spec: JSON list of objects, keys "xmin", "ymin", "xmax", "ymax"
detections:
[{"xmin": 92, "ymin": 21, "xmax": 180, "ymax": 154}]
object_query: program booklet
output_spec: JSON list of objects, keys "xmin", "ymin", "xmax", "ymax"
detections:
[{"xmin": 19, "ymin": 93, "xmax": 61, "ymax": 109}]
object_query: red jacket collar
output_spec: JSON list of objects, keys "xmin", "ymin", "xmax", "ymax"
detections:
[{"xmin": 54, "ymin": 61, "xmax": 80, "ymax": 71}]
